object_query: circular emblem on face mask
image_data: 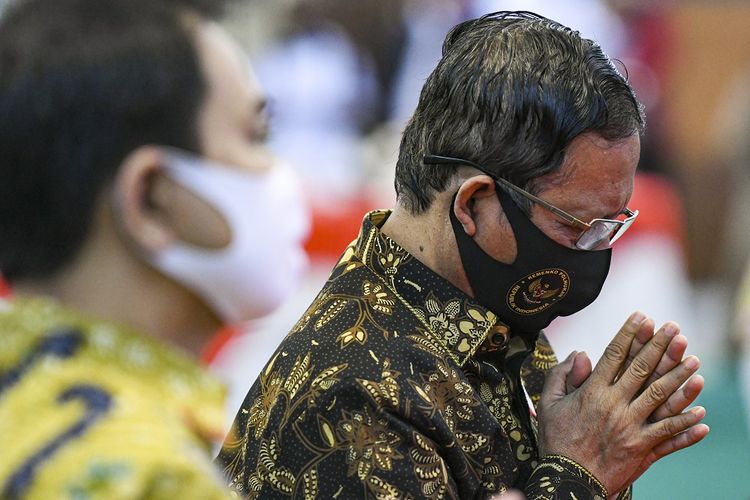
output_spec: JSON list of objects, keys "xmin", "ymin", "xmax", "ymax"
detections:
[{"xmin": 506, "ymin": 268, "xmax": 570, "ymax": 315}]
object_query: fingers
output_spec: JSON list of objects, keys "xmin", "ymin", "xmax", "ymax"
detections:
[
  {"xmin": 648, "ymin": 334, "xmax": 689, "ymax": 389},
  {"xmin": 620, "ymin": 317, "xmax": 656, "ymax": 380},
  {"xmin": 632, "ymin": 355, "xmax": 700, "ymax": 417},
  {"xmin": 622, "ymin": 421, "xmax": 710, "ymax": 488},
  {"xmin": 592, "ymin": 311, "xmax": 647, "ymax": 384},
  {"xmin": 566, "ymin": 352, "xmax": 592, "ymax": 393},
  {"xmin": 616, "ymin": 322, "xmax": 679, "ymax": 399},
  {"xmin": 539, "ymin": 351, "xmax": 577, "ymax": 408},
  {"xmin": 650, "ymin": 374, "xmax": 705, "ymax": 422},
  {"xmin": 626, "ymin": 333, "xmax": 688, "ymax": 396},
  {"xmin": 650, "ymin": 422, "xmax": 710, "ymax": 460},
  {"xmin": 646, "ymin": 405, "xmax": 706, "ymax": 442}
]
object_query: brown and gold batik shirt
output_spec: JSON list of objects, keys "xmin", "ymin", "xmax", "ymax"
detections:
[{"xmin": 217, "ymin": 210, "xmax": 611, "ymax": 499}]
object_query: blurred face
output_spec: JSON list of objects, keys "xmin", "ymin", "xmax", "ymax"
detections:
[
  {"xmin": 196, "ymin": 22, "xmax": 272, "ymax": 173},
  {"xmin": 137, "ymin": 20, "xmax": 309, "ymax": 324},
  {"xmin": 158, "ymin": 21, "xmax": 275, "ymax": 249}
]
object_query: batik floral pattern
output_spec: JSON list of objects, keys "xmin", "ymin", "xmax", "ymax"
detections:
[{"xmin": 216, "ymin": 211, "xmax": 613, "ymax": 499}]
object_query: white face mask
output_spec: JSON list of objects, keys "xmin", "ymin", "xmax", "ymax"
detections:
[{"xmin": 149, "ymin": 151, "xmax": 310, "ymax": 325}]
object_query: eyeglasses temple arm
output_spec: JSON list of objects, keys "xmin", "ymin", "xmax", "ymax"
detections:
[{"xmin": 423, "ymin": 154, "xmax": 590, "ymax": 230}]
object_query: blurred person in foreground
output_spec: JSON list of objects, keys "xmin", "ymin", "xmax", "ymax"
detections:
[
  {"xmin": 217, "ymin": 11, "xmax": 707, "ymax": 499},
  {"xmin": 0, "ymin": 0, "xmax": 308, "ymax": 497}
]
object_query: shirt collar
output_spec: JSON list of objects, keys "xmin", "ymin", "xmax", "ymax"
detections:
[{"xmin": 335, "ymin": 210, "xmax": 512, "ymax": 366}]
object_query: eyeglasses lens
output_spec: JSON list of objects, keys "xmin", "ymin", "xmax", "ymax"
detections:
[
  {"xmin": 576, "ymin": 212, "xmax": 638, "ymax": 250},
  {"xmin": 576, "ymin": 221, "xmax": 620, "ymax": 250}
]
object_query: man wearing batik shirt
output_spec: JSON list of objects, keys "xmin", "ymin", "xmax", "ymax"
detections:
[{"xmin": 217, "ymin": 12, "xmax": 708, "ymax": 499}]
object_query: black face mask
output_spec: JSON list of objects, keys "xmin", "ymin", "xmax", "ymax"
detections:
[{"xmin": 449, "ymin": 187, "xmax": 611, "ymax": 334}]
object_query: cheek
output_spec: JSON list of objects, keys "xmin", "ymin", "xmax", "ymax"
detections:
[
  {"xmin": 230, "ymin": 144, "xmax": 275, "ymax": 174},
  {"xmin": 198, "ymin": 104, "xmax": 274, "ymax": 173},
  {"xmin": 201, "ymin": 125, "xmax": 275, "ymax": 174},
  {"xmin": 529, "ymin": 208, "xmax": 578, "ymax": 249},
  {"xmin": 545, "ymin": 226, "xmax": 579, "ymax": 249}
]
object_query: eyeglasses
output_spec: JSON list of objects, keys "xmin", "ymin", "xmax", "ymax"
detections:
[{"xmin": 423, "ymin": 154, "xmax": 638, "ymax": 250}]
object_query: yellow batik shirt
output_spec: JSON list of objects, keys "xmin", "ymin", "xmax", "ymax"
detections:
[
  {"xmin": 0, "ymin": 297, "xmax": 231, "ymax": 499},
  {"xmin": 217, "ymin": 210, "xmax": 619, "ymax": 499}
]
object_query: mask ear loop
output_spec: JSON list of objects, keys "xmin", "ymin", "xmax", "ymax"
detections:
[{"xmin": 493, "ymin": 184, "xmax": 539, "ymax": 256}]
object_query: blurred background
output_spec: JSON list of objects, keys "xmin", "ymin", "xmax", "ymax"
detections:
[
  {"xmin": 4, "ymin": 0, "xmax": 738, "ymax": 495},
  {"xmin": 204, "ymin": 1, "xmax": 750, "ymax": 496}
]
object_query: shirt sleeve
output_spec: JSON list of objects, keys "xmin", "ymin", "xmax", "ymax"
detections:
[
  {"xmin": 524, "ymin": 454, "xmax": 608, "ymax": 499},
  {"xmin": 222, "ymin": 377, "xmax": 462, "ymax": 499}
]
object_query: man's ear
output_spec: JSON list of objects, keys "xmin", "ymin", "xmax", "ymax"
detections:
[
  {"xmin": 453, "ymin": 175, "xmax": 498, "ymax": 237},
  {"xmin": 112, "ymin": 146, "xmax": 176, "ymax": 253}
]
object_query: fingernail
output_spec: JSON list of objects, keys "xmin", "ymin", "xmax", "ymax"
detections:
[
  {"xmin": 565, "ymin": 351, "xmax": 577, "ymax": 361},
  {"xmin": 685, "ymin": 356, "xmax": 700, "ymax": 370},
  {"xmin": 630, "ymin": 312, "xmax": 646, "ymax": 325},
  {"xmin": 664, "ymin": 324, "xmax": 678, "ymax": 337},
  {"xmin": 691, "ymin": 406, "xmax": 706, "ymax": 419}
]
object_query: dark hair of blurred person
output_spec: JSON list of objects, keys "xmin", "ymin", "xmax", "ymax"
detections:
[
  {"xmin": 0, "ymin": 0, "xmax": 308, "ymax": 352},
  {"xmin": 0, "ymin": 0, "xmax": 309, "ymax": 497},
  {"xmin": 0, "ymin": 0, "xmax": 216, "ymax": 282}
]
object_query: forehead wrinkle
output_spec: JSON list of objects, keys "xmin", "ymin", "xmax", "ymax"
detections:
[
  {"xmin": 531, "ymin": 158, "xmax": 577, "ymax": 194},
  {"xmin": 527, "ymin": 132, "xmax": 611, "ymax": 195},
  {"xmin": 565, "ymin": 172, "xmax": 632, "ymax": 220},
  {"xmin": 532, "ymin": 133, "xmax": 638, "ymax": 220}
]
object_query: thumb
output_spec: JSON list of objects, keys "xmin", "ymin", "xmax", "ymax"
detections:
[
  {"xmin": 566, "ymin": 351, "xmax": 593, "ymax": 393},
  {"xmin": 540, "ymin": 351, "xmax": 577, "ymax": 407}
]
